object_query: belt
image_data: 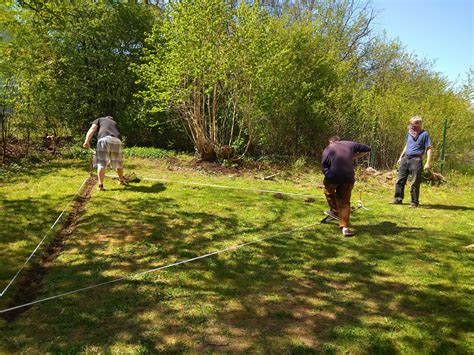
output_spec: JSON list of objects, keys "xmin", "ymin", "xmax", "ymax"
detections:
[{"xmin": 406, "ymin": 154, "xmax": 422, "ymax": 158}]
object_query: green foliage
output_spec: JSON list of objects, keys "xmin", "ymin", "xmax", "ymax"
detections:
[
  {"xmin": 355, "ymin": 37, "xmax": 474, "ymax": 168},
  {"xmin": 59, "ymin": 145, "xmax": 92, "ymax": 160},
  {"xmin": 59, "ymin": 145, "xmax": 177, "ymax": 160},
  {"xmin": 1, "ymin": 0, "xmax": 156, "ymax": 135},
  {"xmin": 0, "ymin": 1, "xmax": 472, "ymax": 169},
  {"xmin": 221, "ymin": 158, "xmax": 239, "ymax": 168},
  {"xmin": 136, "ymin": 0, "xmax": 249, "ymax": 160},
  {"xmin": 0, "ymin": 161, "xmax": 30, "ymax": 178},
  {"xmin": 124, "ymin": 146, "xmax": 175, "ymax": 159},
  {"xmin": 0, "ymin": 151, "xmax": 49, "ymax": 179},
  {"xmin": 292, "ymin": 157, "xmax": 307, "ymax": 171}
]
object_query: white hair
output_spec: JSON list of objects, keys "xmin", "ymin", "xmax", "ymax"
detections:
[{"xmin": 409, "ymin": 116, "xmax": 423, "ymax": 125}]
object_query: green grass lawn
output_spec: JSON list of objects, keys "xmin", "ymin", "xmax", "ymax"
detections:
[
  {"xmin": 0, "ymin": 160, "xmax": 90, "ymax": 294},
  {"xmin": 0, "ymin": 157, "xmax": 473, "ymax": 353}
]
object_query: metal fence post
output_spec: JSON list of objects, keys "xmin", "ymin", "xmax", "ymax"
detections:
[
  {"xmin": 440, "ymin": 118, "xmax": 448, "ymax": 174},
  {"xmin": 370, "ymin": 117, "xmax": 378, "ymax": 167}
]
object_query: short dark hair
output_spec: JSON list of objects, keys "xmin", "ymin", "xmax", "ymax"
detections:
[{"xmin": 329, "ymin": 135, "xmax": 340, "ymax": 143}]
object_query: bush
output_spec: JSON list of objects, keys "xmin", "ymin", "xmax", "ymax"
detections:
[
  {"xmin": 292, "ymin": 157, "xmax": 307, "ymax": 172},
  {"xmin": 0, "ymin": 154, "xmax": 48, "ymax": 180},
  {"xmin": 124, "ymin": 147, "xmax": 176, "ymax": 159},
  {"xmin": 60, "ymin": 146, "xmax": 91, "ymax": 160}
]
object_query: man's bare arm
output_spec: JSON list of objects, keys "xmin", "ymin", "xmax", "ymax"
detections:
[
  {"xmin": 83, "ymin": 124, "xmax": 98, "ymax": 149},
  {"xmin": 397, "ymin": 145, "xmax": 407, "ymax": 165},
  {"xmin": 424, "ymin": 147, "xmax": 433, "ymax": 170}
]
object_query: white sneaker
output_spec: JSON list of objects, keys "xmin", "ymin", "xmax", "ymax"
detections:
[
  {"xmin": 324, "ymin": 210, "xmax": 339, "ymax": 220},
  {"xmin": 342, "ymin": 227, "xmax": 355, "ymax": 237}
]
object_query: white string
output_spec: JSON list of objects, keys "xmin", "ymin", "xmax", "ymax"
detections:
[
  {"xmin": 0, "ymin": 176, "xmax": 90, "ymax": 298},
  {"xmin": 0, "ymin": 222, "xmax": 317, "ymax": 314},
  {"xmin": 133, "ymin": 176, "xmax": 320, "ymax": 199}
]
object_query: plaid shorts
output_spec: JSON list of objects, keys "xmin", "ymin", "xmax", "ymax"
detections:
[{"xmin": 94, "ymin": 136, "xmax": 123, "ymax": 169}]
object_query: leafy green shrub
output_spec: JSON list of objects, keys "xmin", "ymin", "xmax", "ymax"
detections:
[
  {"xmin": 60, "ymin": 146, "xmax": 91, "ymax": 160},
  {"xmin": 292, "ymin": 157, "xmax": 307, "ymax": 171},
  {"xmin": 124, "ymin": 147, "xmax": 176, "ymax": 159},
  {"xmin": 60, "ymin": 146, "xmax": 176, "ymax": 160},
  {"xmin": 221, "ymin": 159, "xmax": 239, "ymax": 168},
  {"xmin": 0, "ymin": 163, "xmax": 28, "ymax": 179},
  {"xmin": 0, "ymin": 154, "xmax": 48, "ymax": 180}
]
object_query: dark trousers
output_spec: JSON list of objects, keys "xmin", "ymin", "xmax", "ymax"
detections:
[
  {"xmin": 394, "ymin": 156, "xmax": 423, "ymax": 205},
  {"xmin": 323, "ymin": 180, "xmax": 354, "ymax": 228}
]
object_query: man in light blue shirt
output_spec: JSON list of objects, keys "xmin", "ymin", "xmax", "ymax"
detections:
[{"xmin": 392, "ymin": 116, "xmax": 433, "ymax": 207}]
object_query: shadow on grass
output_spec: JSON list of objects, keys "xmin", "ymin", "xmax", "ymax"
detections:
[
  {"xmin": 357, "ymin": 221, "xmax": 424, "ymax": 236},
  {"xmin": 0, "ymin": 183, "xmax": 472, "ymax": 353},
  {"xmin": 0, "ymin": 160, "xmax": 89, "ymax": 184},
  {"xmin": 122, "ymin": 182, "xmax": 166, "ymax": 194},
  {"xmin": 420, "ymin": 204, "xmax": 474, "ymax": 211},
  {"xmin": 0, "ymin": 192, "xmax": 87, "ymax": 290},
  {"xmin": 1, "ymin": 158, "xmax": 90, "ymax": 287}
]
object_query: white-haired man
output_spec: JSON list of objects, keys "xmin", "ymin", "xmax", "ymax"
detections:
[{"xmin": 392, "ymin": 116, "xmax": 432, "ymax": 207}]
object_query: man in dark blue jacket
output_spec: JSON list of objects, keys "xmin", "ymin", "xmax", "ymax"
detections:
[
  {"xmin": 321, "ymin": 136, "xmax": 371, "ymax": 236},
  {"xmin": 392, "ymin": 116, "xmax": 432, "ymax": 207}
]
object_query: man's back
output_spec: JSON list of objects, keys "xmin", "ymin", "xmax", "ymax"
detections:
[
  {"xmin": 91, "ymin": 116, "xmax": 121, "ymax": 140},
  {"xmin": 321, "ymin": 141, "xmax": 370, "ymax": 184}
]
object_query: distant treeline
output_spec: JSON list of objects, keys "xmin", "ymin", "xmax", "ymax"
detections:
[{"xmin": 0, "ymin": 0, "xmax": 472, "ymax": 168}]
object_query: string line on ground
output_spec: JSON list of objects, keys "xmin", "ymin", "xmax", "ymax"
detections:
[
  {"xmin": 0, "ymin": 222, "xmax": 318, "ymax": 314},
  {"xmin": 0, "ymin": 176, "xmax": 90, "ymax": 298}
]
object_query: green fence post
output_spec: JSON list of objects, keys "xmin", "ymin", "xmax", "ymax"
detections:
[
  {"xmin": 370, "ymin": 117, "xmax": 378, "ymax": 167},
  {"xmin": 440, "ymin": 118, "xmax": 448, "ymax": 174}
]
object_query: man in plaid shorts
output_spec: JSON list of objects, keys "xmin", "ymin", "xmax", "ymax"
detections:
[{"xmin": 83, "ymin": 115, "xmax": 126, "ymax": 190}]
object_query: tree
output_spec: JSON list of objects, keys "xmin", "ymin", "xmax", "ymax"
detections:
[
  {"xmin": 137, "ymin": 0, "xmax": 256, "ymax": 161},
  {"xmin": 1, "ymin": 0, "xmax": 156, "ymax": 142}
]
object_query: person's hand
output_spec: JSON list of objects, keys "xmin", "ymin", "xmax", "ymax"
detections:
[
  {"xmin": 397, "ymin": 157, "xmax": 402, "ymax": 165},
  {"xmin": 83, "ymin": 142, "xmax": 90, "ymax": 149},
  {"xmin": 424, "ymin": 162, "xmax": 431, "ymax": 171}
]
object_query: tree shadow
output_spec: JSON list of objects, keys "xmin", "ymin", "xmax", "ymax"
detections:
[
  {"xmin": 356, "ymin": 221, "xmax": 423, "ymax": 236},
  {"xmin": 1, "ymin": 184, "xmax": 309, "ymax": 352},
  {"xmin": 1, "ymin": 159, "xmax": 91, "ymax": 290},
  {"xmin": 1, "ymin": 160, "xmax": 89, "ymax": 184},
  {"xmin": 121, "ymin": 182, "xmax": 166, "ymax": 194},
  {"xmin": 0, "ymin": 193, "xmax": 86, "ymax": 290},
  {"xmin": 0, "ymin": 180, "xmax": 471, "ymax": 353},
  {"xmin": 420, "ymin": 204, "xmax": 474, "ymax": 211}
]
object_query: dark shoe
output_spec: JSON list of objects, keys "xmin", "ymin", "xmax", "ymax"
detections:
[
  {"xmin": 390, "ymin": 199, "xmax": 402, "ymax": 205},
  {"xmin": 408, "ymin": 203, "xmax": 418, "ymax": 208},
  {"xmin": 97, "ymin": 184, "xmax": 105, "ymax": 191},
  {"xmin": 341, "ymin": 227, "xmax": 355, "ymax": 237},
  {"xmin": 324, "ymin": 210, "xmax": 339, "ymax": 220}
]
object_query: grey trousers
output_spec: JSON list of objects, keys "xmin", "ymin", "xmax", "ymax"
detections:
[{"xmin": 394, "ymin": 156, "xmax": 423, "ymax": 205}]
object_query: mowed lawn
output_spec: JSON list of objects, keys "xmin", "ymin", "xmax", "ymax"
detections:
[
  {"xmin": 0, "ymin": 160, "xmax": 90, "ymax": 293},
  {"xmin": 0, "ymin": 157, "xmax": 473, "ymax": 353}
]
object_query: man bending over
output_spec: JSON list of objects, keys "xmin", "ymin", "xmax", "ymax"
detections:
[
  {"xmin": 83, "ymin": 115, "xmax": 126, "ymax": 190},
  {"xmin": 321, "ymin": 136, "xmax": 371, "ymax": 236}
]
